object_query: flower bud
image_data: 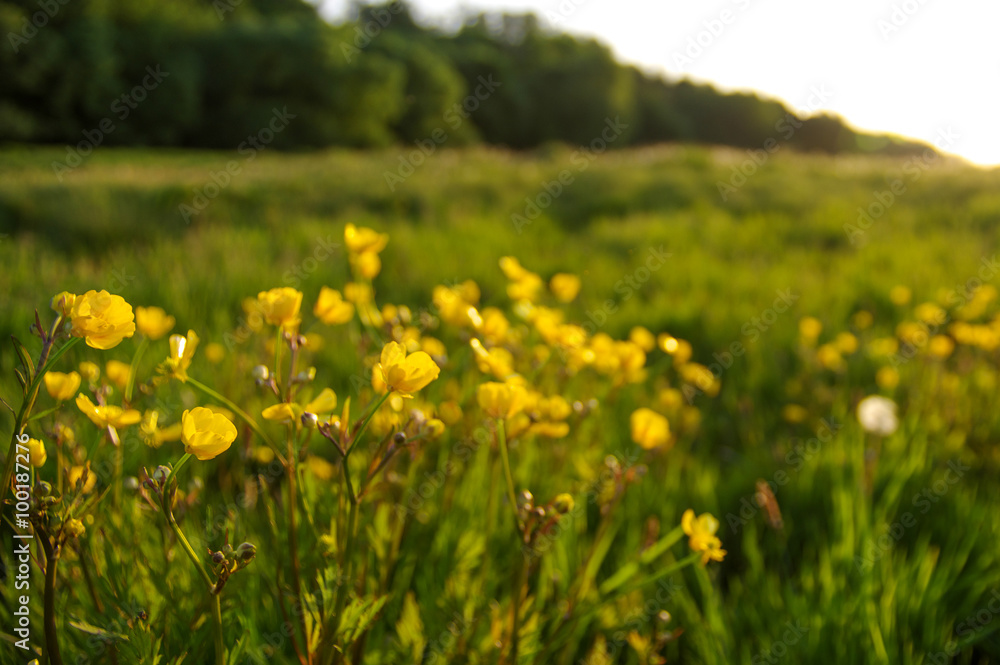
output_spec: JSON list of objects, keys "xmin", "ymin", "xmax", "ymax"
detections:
[
  {"xmin": 393, "ymin": 431, "xmax": 407, "ymax": 445},
  {"xmin": 294, "ymin": 367, "xmax": 317, "ymax": 384},
  {"xmin": 301, "ymin": 412, "xmax": 319, "ymax": 428},
  {"xmin": 517, "ymin": 490, "xmax": 534, "ymax": 511},
  {"xmin": 35, "ymin": 480, "xmax": 53, "ymax": 497},
  {"xmin": 553, "ymin": 493, "xmax": 574, "ymax": 514},
  {"xmin": 252, "ymin": 365, "xmax": 270, "ymax": 381},
  {"xmin": 65, "ymin": 518, "xmax": 86, "ymax": 538},
  {"xmin": 124, "ymin": 477, "xmax": 139, "ymax": 490},
  {"xmin": 236, "ymin": 542, "xmax": 256, "ymax": 562},
  {"xmin": 211, "ymin": 551, "xmax": 226, "ymax": 564}
]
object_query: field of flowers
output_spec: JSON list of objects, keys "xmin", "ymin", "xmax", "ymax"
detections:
[{"xmin": 1, "ymin": 145, "xmax": 1000, "ymax": 664}]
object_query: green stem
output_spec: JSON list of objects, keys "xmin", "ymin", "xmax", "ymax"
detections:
[
  {"xmin": 1, "ymin": 336, "xmax": 80, "ymax": 501},
  {"xmin": 186, "ymin": 376, "xmax": 285, "ymax": 465},
  {"xmin": 496, "ymin": 418, "xmax": 522, "ymax": 532},
  {"xmin": 285, "ymin": 425, "xmax": 311, "ymax": 661},
  {"xmin": 160, "ymin": 453, "xmax": 225, "ymax": 665},
  {"xmin": 321, "ymin": 477, "xmax": 359, "ymax": 665},
  {"xmin": 42, "ymin": 534, "xmax": 63, "ymax": 665},
  {"xmin": 124, "ymin": 336, "xmax": 149, "ymax": 403},
  {"xmin": 344, "ymin": 391, "xmax": 391, "ymax": 457}
]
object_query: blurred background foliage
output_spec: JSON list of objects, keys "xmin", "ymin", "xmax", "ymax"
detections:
[{"xmin": 1, "ymin": 0, "xmax": 926, "ymax": 155}]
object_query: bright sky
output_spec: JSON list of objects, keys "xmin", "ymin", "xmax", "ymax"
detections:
[{"xmin": 319, "ymin": 0, "xmax": 1000, "ymax": 167}]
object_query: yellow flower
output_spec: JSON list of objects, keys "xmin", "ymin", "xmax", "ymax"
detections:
[
  {"xmin": 140, "ymin": 411, "xmax": 182, "ymax": 449},
  {"xmin": 105, "ymin": 360, "xmax": 131, "ymax": 390},
  {"xmin": 65, "ymin": 518, "xmax": 86, "ymax": 538},
  {"xmin": 928, "ymin": 335, "xmax": 955, "ymax": 359},
  {"xmin": 135, "ymin": 306, "xmax": 176, "ymax": 340},
  {"xmin": 375, "ymin": 341, "xmax": 440, "ymax": 397},
  {"xmin": 75, "ymin": 394, "xmax": 141, "ymax": 429},
  {"xmin": 79, "ymin": 361, "xmax": 100, "ymax": 383},
  {"xmin": 161, "ymin": 330, "xmax": 200, "ymax": 382},
  {"xmin": 629, "ymin": 326, "xmax": 656, "ymax": 352},
  {"xmin": 354, "ymin": 251, "xmax": 382, "ymax": 279},
  {"xmin": 181, "ymin": 407, "xmax": 238, "ymax": 461},
  {"xmin": 69, "ymin": 290, "xmax": 136, "ymax": 350},
  {"xmin": 205, "ymin": 342, "xmax": 225, "ymax": 364},
  {"xmin": 890, "ymin": 285, "xmax": 912, "ymax": 305},
  {"xmin": 798, "ymin": 316, "xmax": 822, "ymax": 342},
  {"xmin": 305, "ymin": 388, "xmax": 338, "ymax": 416},
  {"xmin": 682, "ymin": 509, "xmax": 726, "ymax": 564},
  {"xmin": 876, "ymin": 366, "xmax": 899, "ymax": 390},
  {"xmin": 549, "ymin": 273, "xmax": 581, "ymax": 303},
  {"xmin": 257, "ymin": 288, "xmax": 303, "ymax": 330},
  {"xmin": 344, "ymin": 223, "xmax": 388, "ymax": 254},
  {"xmin": 439, "ymin": 401, "xmax": 463, "ymax": 426},
  {"xmin": 26, "ymin": 438, "xmax": 46, "ymax": 467},
  {"xmin": 630, "ymin": 408, "xmax": 670, "ymax": 450},
  {"xmin": 262, "ymin": 403, "xmax": 303, "ymax": 422},
  {"xmin": 68, "ymin": 464, "xmax": 97, "ymax": 493},
  {"xmin": 833, "ymin": 332, "xmax": 858, "ymax": 355},
  {"xmin": 44, "ymin": 371, "xmax": 81, "ymax": 401},
  {"xmin": 314, "ymin": 287, "xmax": 355, "ymax": 325},
  {"xmin": 853, "ymin": 310, "xmax": 874, "ymax": 330},
  {"xmin": 477, "ymin": 381, "xmax": 526, "ymax": 419},
  {"xmin": 782, "ymin": 404, "xmax": 808, "ymax": 424},
  {"xmin": 51, "ymin": 291, "xmax": 77, "ymax": 317}
]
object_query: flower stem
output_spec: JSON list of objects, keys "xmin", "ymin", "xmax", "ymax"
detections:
[
  {"xmin": 496, "ymin": 418, "xmax": 522, "ymax": 532},
  {"xmin": 344, "ymin": 391, "xmax": 391, "ymax": 458},
  {"xmin": 1, "ymin": 336, "xmax": 80, "ymax": 500},
  {"xmin": 124, "ymin": 336, "xmax": 149, "ymax": 403},
  {"xmin": 41, "ymin": 531, "xmax": 63, "ymax": 665},
  {"xmin": 285, "ymin": 426, "xmax": 311, "ymax": 661},
  {"xmin": 160, "ymin": 453, "xmax": 225, "ymax": 665}
]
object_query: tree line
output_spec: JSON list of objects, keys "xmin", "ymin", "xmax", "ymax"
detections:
[{"xmin": 0, "ymin": 0, "xmax": 927, "ymax": 156}]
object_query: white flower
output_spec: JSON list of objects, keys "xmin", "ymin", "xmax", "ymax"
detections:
[{"xmin": 857, "ymin": 396, "xmax": 898, "ymax": 436}]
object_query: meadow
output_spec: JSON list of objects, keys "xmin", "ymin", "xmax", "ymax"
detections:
[{"xmin": 1, "ymin": 143, "xmax": 1000, "ymax": 664}]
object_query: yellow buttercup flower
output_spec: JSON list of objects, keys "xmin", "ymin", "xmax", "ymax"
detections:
[
  {"xmin": 257, "ymin": 287, "xmax": 303, "ymax": 330},
  {"xmin": 549, "ymin": 273, "xmax": 581, "ymax": 303},
  {"xmin": 160, "ymin": 330, "xmax": 199, "ymax": 382},
  {"xmin": 68, "ymin": 464, "xmax": 97, "ymax": 493},
  {"xmin": 375, "ymin": 341, "xmax": 441, "ymax": 397},
  {"xmin": 205, "ymin": 342, "xmax": 225, "ymax": 364},
  {"xmin": 65, "ymin": 518, "xmax": 86, "ymax": 539},
  {"xmin": 629, "ymin": 326, "xmax": 656, "ymax": 352},
  {"xmin": 75, "ymin": 394, "xmax": 141, "ymax": 429},
  {"xmin": 181, "ymin": 407, "xmax": 238, "ymax": 461},
  {"xmin": 354, "ymin": 251, "xmax": 382, "ymax": 279},
  {"xmin": 69, "ymin": 290, "xmax": 136, "ymax": 350},
  {"xmin": 344, "ymin": 223, "xmax": 389, "ymax": 254},
  {"xmin": 798, "ymin": 316, "xmax": 822, "ymax": 342},
  {"xmin": 135, "ymin": 306, "xmax": 176, "ymax": 340},
  {"xmin": 140, "ymin": 411, "xmax": 182, "ymax": 449},
  {"xmin": 314, "ymin": 287, "xmax": 355, "ymax": 325},
  {"xmin": 262, "ymin": 403, "xmax": 303, "ymax": 422},
  {"xmin": 43, "ymin": 371, "xmax": 81, "ymax": 401},
  {"xmin": 682, "ymin": 509, "xmax": 727, "ymax": 564},
  {"xmin": 477, "ymin": 381, "xmax": 526, "ymax": 420},
  {"xmin": 105, "ymin": 360, "xmax": 131, "ymax": 390},
  {"xmin": 26, "ymin": 438, "xmax": 46, "ymax": 467},
  {"xmin": 630, "ymin": 408, "xmax": 670, "ymax": 450},
  {"xmin": 305, "ymin": 388, "xmax": 337, "ymax": 415},
  {"xmin": 51, "ymin": 291, "xmax": 77, "ymax": 317},
  {"xmin": 79, "ymin": 361, "xmax": 100, "ymax": 383}
]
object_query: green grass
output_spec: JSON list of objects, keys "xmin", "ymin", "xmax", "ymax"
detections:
[{"xmin": 1, "ymin": 144, "xmax": 999, "ymax": 664}]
